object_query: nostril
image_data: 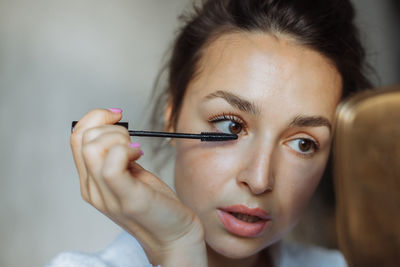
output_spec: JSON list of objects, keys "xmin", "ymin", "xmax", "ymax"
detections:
[{"xmin": 238, "ymin": 180, "xmax": 273, "ymax": 195}]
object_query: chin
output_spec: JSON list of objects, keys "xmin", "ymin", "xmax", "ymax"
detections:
[{"xmin": 205, "ymin": 229, "xmax": 271, "ymax": 259}]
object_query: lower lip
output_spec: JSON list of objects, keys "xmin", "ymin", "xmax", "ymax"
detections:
[{"xmin": 217, "ymin": 210, "xmax": 270, "ymax": 237}]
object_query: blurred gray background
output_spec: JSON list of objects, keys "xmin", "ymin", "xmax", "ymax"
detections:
[{"xmin": 0, "ymin": 1, "xmax": 398, "ymax": 266}]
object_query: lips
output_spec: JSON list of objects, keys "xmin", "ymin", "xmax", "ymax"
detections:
[{"xmin": 217, "ymin": 204, "xmax": 271, "ymax": 237}]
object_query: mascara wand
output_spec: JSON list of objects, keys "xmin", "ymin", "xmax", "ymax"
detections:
[{"xmin": 71, "ymin": 121, "xmax": 238, "ymax": 142}]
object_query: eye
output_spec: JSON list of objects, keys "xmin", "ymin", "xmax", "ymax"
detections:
[
  {"xmin": 286, "ymin": 138, "xmax": 319, "ymax": 156},
  {"xmin": 214, "ymin": 120, "xmax": 243, "ymax": 134},
  {"xmin": 208, "ymin": 114, "xmax": 245, "ymax": 135}
]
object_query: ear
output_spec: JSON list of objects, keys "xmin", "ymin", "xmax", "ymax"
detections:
[
  {"xmin": 163, "ymin": 99, "xmax": 173, "ymax": 132},
  {"xmin": 163, "ymin": 100, "xmax": 176, "ymax": 146}
]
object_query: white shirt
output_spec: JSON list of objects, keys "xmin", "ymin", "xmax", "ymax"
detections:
[{"xmin": 47, "ymin": 231, "xmax": 347, "ymax": 267}]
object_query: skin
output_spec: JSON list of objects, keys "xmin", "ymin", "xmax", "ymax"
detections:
[
  {"xmin": 173, "ymin": 32, "xmax": 342, "ymax": 266},
  {"xmin": 70, "ymin": 32, "xmax": 342, "ymax": 267}
]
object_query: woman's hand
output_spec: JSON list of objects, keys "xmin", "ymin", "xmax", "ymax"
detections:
[{"xmin": 70, "ymin": 108, "xmax": 207, "ymax": 267}]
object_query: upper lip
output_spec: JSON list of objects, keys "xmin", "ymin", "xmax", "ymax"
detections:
[{"xmin": 219, "ymin": 204, "xmax": 271, "ymax": 220}]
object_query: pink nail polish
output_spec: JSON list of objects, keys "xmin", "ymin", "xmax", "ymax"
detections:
[
  {"xmin": 129, "ymin": 142, "xmax": 141, "ymax": 148},
  {"xmin": 108, "ymin": 108, "xmax": 122, "ymax": 114},
  {"xmin": 140, "ymin": 150, "xmax": 144, "ymax": 156}
]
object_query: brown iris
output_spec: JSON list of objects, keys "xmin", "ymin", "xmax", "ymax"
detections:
[
  {"xmin": 298, "ymin": 139, "xmax": 313, "ymax": 152},
  {"xmin": 228, "ymin": 121, "xmax": 242, "ymax": 134}
]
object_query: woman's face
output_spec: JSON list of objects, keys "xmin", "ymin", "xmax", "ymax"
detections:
[{"xmin": 173, "ymin": 32, "xmax": 342, "ymax": 258}]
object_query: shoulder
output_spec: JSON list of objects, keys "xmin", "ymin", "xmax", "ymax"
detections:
[
  {"xmin": 46, "ymin": 251, "xmax": 109, "ymax": 267},
  {"xmin": 46, "ymin": 231, "xmax": 158, "ymax": 267},
  {"xmin": 280, "ymin": 241, "xmax": 347, "ymax": 267}
]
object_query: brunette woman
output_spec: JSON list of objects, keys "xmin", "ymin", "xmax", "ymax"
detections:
[{"xmin": 49, "ymin": 0, "xmax": 371, "ymax": 266}]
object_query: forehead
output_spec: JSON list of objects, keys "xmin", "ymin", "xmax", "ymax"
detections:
[{"xmin": 186, "ymin": 32, "xmax": 342, "ymax": 118}]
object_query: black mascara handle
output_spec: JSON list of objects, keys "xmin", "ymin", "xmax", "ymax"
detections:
[{"xmin": 71, "ymin": 121, "xmax": 129, "ymax": 133}]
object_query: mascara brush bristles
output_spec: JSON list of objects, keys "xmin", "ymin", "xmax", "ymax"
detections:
[{"xmin": 199, "ymin": 132, "xmax": 238, "ymax": 141}]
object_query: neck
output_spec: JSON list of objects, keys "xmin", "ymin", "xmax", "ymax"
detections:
[{"xmin": 206, "ymin": 241, "xmax": 282, "ymax": 267}]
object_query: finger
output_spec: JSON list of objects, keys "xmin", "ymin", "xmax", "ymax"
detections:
[
  {"xmin": 82, "ymin": 124, "xmax": 129, "ymax": 145},
  {"xmin": 82, "ymin": 131, "xmax": 131, "ymax": 211},
  {"xmin": 102, "ymin": 143, "xmax": 149, "ymax": 214},
  {"xmin": 72, "ymin": 108, "xmax": 123, "ymax": 135},
  {"xmin": 81, "ymin": 124, "xmax": 129, "ymax": 204},
  {"xmin": 70, "ymin": 108, "xmax": 122, "ymax": 198},
  {"xmin": 83, "ymin": 131, "xmax": 131, "ymax": 177}
]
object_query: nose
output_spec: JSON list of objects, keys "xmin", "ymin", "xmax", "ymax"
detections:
[{"xmin": 236, "ymin": 140, "xmax": 275, "ymax": 195}]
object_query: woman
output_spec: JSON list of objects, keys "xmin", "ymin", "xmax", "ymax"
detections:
[{"xmin": 49, "ymin": 0, "xmax": 372, "ymax": 266}]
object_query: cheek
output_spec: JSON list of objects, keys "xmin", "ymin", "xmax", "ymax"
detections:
[
  {"xmin": 174, "ymin": 141, "xmax": 239, "ymax": 214},
  {"xmin": 275, "ymin": 153, "xmax": 328, "ymax": 230}
]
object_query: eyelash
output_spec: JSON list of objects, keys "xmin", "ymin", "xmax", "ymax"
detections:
[{"xmin": 208, "ymin": 113, "xmax": 247, "ymax": 134}]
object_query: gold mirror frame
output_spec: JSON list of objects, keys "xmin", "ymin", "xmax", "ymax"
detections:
[{"xmin": 334, "ymin": 85, "xmax": 400, "ymax": 267}]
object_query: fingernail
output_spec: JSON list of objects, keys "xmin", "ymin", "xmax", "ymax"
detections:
[
  {"xmin": 140, "ymin": 150, "xmax": 144, "ymax": 156},
  {"xmin": 129, "ymin": 142, "xmax": 141, "ymax": 148},
  {"xmin": 108, "ymin": 108, "xmax": 122, "ymax": 114}
]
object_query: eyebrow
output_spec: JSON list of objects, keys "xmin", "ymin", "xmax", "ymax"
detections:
[
  {"xmin": 204, "ymin": 90, "xmax": 261, "ymax": 116},
  {"xmin": 289, "ymin": 115, "xmax": 332, "ymax": 133},
  {"xmin": 204, "ymin": 90, "xmax": 332, "ymax": 133}
]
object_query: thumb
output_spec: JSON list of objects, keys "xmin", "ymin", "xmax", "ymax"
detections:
[{"xmin": 72, "ymin": 108, "xmax": 123, "ymax": 133}]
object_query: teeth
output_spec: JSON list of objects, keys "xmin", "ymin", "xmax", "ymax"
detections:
[{"xmin": 230, "ymin": 212, "xmax": 261, "ymax": 223}]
